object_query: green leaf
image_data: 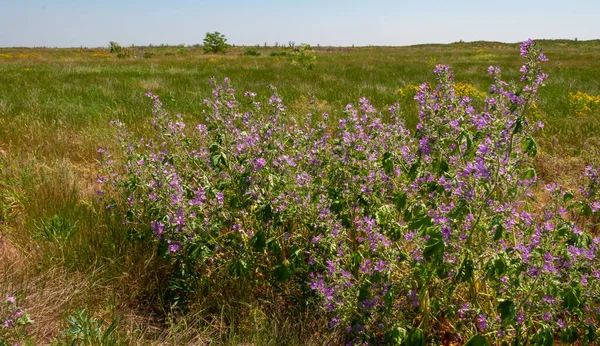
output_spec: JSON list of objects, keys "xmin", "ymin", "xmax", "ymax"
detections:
[
  {"xmin": 531, "ymin": 328, "xmax": 554, "ymax": 346},
  {"xmin": 584, "ymin": 325, "xmax": 597, "ymax": 345},
  {"xmin": 497, "ymin": 299, "xmax": 516, "ymax": 323},
  {"xmin": 563, "ymin": 191, "xmax": 575, "ymax": 202},
  {"xmin": 404, "ymin": 328, "xmax": 425, "ymax": 346},
  {"xmin": 460, "ymin": 132, "xmax": 473, "ymax": 154},
  {"xmin": 513, "ymin": 116, "xmax": 523, "ymax": 134},
  {"xmin": 250, "ymin": 229, "xmax": 266, "ymax": 252},
  {"xmin": 273, "ymin": 262, "xmax": 293, "ymax": 282},
  {"xmin": 437, "ymin": 159, "xmax": 449, "ymax": 175},
  {"xmin": 382, "ymin": 151, "xmax": 394, "ymax": 175},
  {"xmin": 523, "ymin": 135, "xmax": 538, "ymax": 157},
  {"xmin": 229, "ymin": 259, "xmax": 248, "ymax": 278},
  {"xmin": 491, "ymin": 216, "xmax": 504, "ymax": 241},
  {"xmin": 562, "ymin": 282, "xmax": 582, "ymax": 310},
  {"xmin": 408, "ymin": 162, "xmax": 419, "ymax": 181},
  {"xmin": 522, "ymin": 168, "xmax": 537, "ymax": 180},
  {"xmin": 157, "ymin": 241, "xmax": 169, "ymax": 259},
  {"xmin": 464, "ymin": 334, "xmax": 491, "ymax": 346},
  {"xmin": 559, "ymin": 327, "xmax": 579, "ymax": 344},
  {"xmin": 385, "ymin": 326, "xmax": 407, "ymax": 345},
  {"xmin": 423, "ymin": 227, "xmax": 444, "ymax": 268},
  {"xmin": 266, "ymin": 237, "xmax": 282, "ymax": 255},
  {"xmin": 393, "ymin": 192, "xmax": 407, "ymax": 212},
  {"xmin": 358, "ymin": 282, "xmax": 371, "ymax": 301},
  {"xmin": 485, "ymin": 255, "xmax": 506, "ymax": 279},
  {"xmin": 456, "ymin": 257, "xmax": 474, "ymax": 282}
]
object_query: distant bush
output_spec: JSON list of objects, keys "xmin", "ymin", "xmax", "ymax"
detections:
[
  {"xmin": 243, "ymin": 49, "xmax": 261, "ymax": 56},
  {"xmin": 269, "ymin": 51, "xmax": 288, "ymax": 57},
  {"xmin": 291, "ymin": 43, "xmax": 316, "ymax": 70},
  {"xmin": 203, "ymin": 31, "xmax": 229, "ymax": 54},
  {"xmin": 143, "ymin": 51, "xmax": 154, "ymax": 59},
  {"xmin": 108, "ymin": 41, "xmax": 122, "ymax": 54},
  {"xmin": 108, "ymin": 41, "xmax": 130, "ymax": 58},
  {"xmin": 100, "ymin": 41, "xmax": 600, "ymax": 345}
]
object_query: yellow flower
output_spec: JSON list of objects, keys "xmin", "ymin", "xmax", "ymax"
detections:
[
  {"xmin": 18, "ymin": 53, "xmax": 40, "ymax": 58},
  {"xmin": 455, "ymin": 82, "xmax": 485, "ymax": 99},
  {"xmin": 569, "ymin": 91, "xmax": 600, "ymax": 116},
  {"xmin": 397, "ymin": 84, "xmax": 421, "ymax": 97}
]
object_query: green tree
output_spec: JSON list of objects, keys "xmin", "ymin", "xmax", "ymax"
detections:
[
  {"xmin": 291, "ymin": 43, "xmax": 316, "ymax": 70},
  {"xmin": 203, "ymin": 32, "xmax": 229, "ymax": 54}
]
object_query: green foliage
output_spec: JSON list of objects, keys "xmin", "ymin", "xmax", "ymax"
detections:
[
  {"xmin": 108, "ymin": 41, "xmax": 122, "ymax": 54},
  {"xmin": 464, "ymin": 334, "xmax": 491, "ymax": 346},
  {"xmin": 243, "ymin": 49, "xmax": 261, "ymax": 56},
  {"xmin": 57, "ymin": 309, "xmax": 120, "ymax": 346},
  {"xmin": 203, "ymin": 31, "xmax": 229, "ymax": 54},
  {"xmin": 33, "ymin": 214, "xmax": 78, "ymax": 244},
  {"xmin": 108, "ymin": 41, "xmax": 129, "ymax": 58},
  {"xmin": 291, "ymin": 43, "xmax": 316, "ymax": 70},
  {"xmin": 2, "ymin": 39, "xmax": 600, "ymax": 345}
]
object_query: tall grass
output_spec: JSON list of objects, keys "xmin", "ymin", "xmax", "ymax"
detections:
[{"xmin": 1, "ymin": 40, "xmax": 599, "ymax": 344}]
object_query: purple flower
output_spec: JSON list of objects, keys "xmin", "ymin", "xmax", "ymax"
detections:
[
  {"xmin": 541, "ymin": 312, "xmax": 552, "ymax": 322},
  {"xmin": 590, "ymin": 201, "xmax": 600, "ymax": 213},
  {"xmin": 151, "ymin": 220, "xmax": 165, "ymax": 235},
  {"xmin": 252, "ymin": 157, "xmax": 267, "ymax": 171},
  {"xmin": 168, "ymin": 242, "xmax": 181, "ymax": 253},
  {"xmin": 520, "ymin": 38, "xmax": 533, "ymax": 57},
  {"xmin": 216, "ymin": 191, "xmax": 224, "ymax": 205},
  {"xmin": 477, "ymin": 314, "xmax": 488, "ymax": 331}
]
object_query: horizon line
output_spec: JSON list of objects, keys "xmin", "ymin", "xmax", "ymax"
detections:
[{"xmin": 1, "ymin": 38, "xmax": 599, "ymax": 50}]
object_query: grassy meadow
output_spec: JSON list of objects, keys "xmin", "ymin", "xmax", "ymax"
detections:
[{"xmin": 1, "ymin": 40, "xmax": 600, "ymax": 344}]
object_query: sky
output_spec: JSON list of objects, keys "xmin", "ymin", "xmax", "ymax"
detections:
[{"xmin": 0, "ymin": 0, "xmax": 598, "ymax": 48}]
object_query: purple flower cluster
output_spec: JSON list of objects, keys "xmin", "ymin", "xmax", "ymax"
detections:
[
  {"xmin": 99, "ymin": 40, "xmax": 600, "ymax": 345},
  {"xmin": 1, "ymin": 294, "xmax": 31, "ymax": 344}
]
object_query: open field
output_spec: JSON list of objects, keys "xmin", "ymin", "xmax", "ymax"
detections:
[{"xmin": 1, "ymin": 40, "xmax": 600, "ymax": 345}]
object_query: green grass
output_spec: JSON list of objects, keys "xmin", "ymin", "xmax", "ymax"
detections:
[{"xmin": 1, "ymin": 40, "xmax": 599, "ymax": 344}]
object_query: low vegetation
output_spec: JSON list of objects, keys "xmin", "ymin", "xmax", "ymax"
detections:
[{"xmin": 1, "ymin": 39, "xmax": 599, "ymax": 345}]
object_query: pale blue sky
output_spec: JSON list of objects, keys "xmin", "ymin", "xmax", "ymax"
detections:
[{"xmin": 0, "ymin": 0, "xmax": 598, "ymax": 47}]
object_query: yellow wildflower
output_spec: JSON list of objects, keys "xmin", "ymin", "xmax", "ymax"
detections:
[
  {"xmin": 454, "ymin": 82, "xmax": 485, "ymax": 99},
  {"xmin": 397, "ymin": 84, "xmax": 421, "ymax": 97},
  {"xmin": 569, "ymin": 91, "xmax": 600, "ymax": 116}
]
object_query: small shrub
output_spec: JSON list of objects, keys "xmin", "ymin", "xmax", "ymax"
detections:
[
  {"xmin": 143, "ymin": 51, "xmax": 154, "ymax": 59},
  {"xmin": 243, "ymin": 49, "xmax": 261, "ymax": 56},
  {"xmin": 269, "ymin": 51, "xmax": 288, "ymax": 57},
  {"xmin": 57, "ymin": 309, "xmax": 119, "ymax": 346},
  {"xmin": 291, "ymin": 43, "xmax": 316, "ymax": 70},
  {"xmin": 33, "ymin": 214, "xmax": 78, "ymax": 244},
  {"xmin": 203, "ymin": 32, "xmax": 229, "ymax": 54},
  {"xmin": 108, "ymin": 41, "xmax": 122, "ymax": 54}
]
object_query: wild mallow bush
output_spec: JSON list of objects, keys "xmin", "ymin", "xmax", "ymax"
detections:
[
  {"xmin": 1, "ymin": 295, "xmax": 31, "ymax": 346},
  {"xmin": 99, "ymin": 40, "xmax": 600, "ymax": 345}
]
